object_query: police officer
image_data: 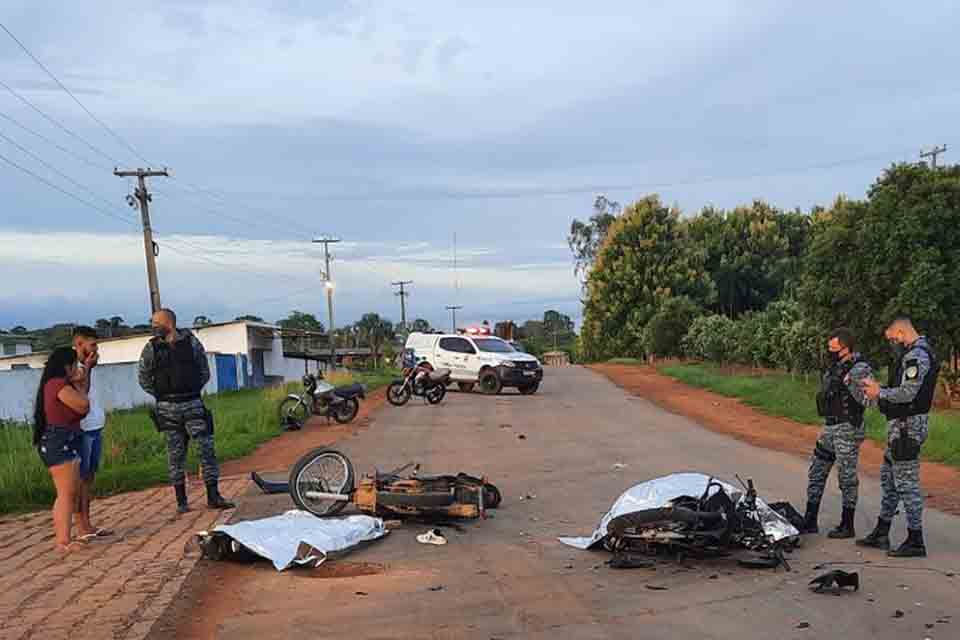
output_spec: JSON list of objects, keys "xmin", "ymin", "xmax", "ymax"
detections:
[
  {"xmin": 800, "ymin": 328, "xmax": 872, "ymax": 538},
  {"xmin": 859, "ymin": 315, "xmax": 940, "ymax": 558},
  {"xmin": 138, "ymin": 309, "xmax": 235, "ymax": 513}
]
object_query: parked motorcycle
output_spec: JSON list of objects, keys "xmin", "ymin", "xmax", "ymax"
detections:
[
  {"xmin": 387, "ymin": 361, "xmax": 451, "ymax": 406},
  {"xmin": 279, "ymin": 372, "xmax": 364, "ymax": 430},
  {"xmin": 251, "ymin": 448, "xmax": 502, "ymax": 520}
]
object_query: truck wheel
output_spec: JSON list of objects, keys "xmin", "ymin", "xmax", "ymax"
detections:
[
  {"xmin": 518, "ymin": 382, "xmax": 540, "ymax": 395},
  {"xmin": 479, "ymin": 370, "xmax": 502, "ymax": 395},
  {"xmin": 457, "ymin": 382, "xmax": 475, "ymax": 393}
]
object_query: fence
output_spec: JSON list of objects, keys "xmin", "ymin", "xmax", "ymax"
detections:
[{"xmin": 0, "ymin": 353, "xmax": 234, "ymax": 422}]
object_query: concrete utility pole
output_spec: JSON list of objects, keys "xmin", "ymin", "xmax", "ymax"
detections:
[
  {"xmin": 920, "ymin": 144, "xmax": 947, "ymax": 168},
  {"xmin": 313, "ymin": 236, "xmax": 340, "ymax": 369},
  {"xmin": 114, "ymin": 168, "xmax": 169, "ymax": 314},
  {"xmin": 446, "ymin": 305, "xmax": 462, "ymax": 333},
  {"xmin": 392, "ymin": 280, "xmax": 412, "ymax": 332}
]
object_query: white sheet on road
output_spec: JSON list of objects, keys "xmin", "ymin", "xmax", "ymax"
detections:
[
  {"xmin": 559, "ymin": 472, "xmax": 799, "ymax": 550},
  {"xmin": 213, "ymin": 510, "xmax": 387, "ymax": 571}
]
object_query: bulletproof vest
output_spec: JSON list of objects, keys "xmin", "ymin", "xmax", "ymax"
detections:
[
  {"xmin": 823, "ymin": 356, "xmax": 866, "ymax": 425},
  {"xmin": 879, "ymin": 341, "xmax": 940, "ymax": 419},
  {"xmin": 152, "ymin": 335, "xmax": 203, "ymax": 399}
]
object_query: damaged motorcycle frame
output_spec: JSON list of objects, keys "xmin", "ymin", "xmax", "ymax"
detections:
[
  {"xmin": 269, "ymin": 448, "xmax": 502, "ymax": 520},
  {"xmin": 603, "ymin": 477, "xmax": 797, "ymax": 569}
]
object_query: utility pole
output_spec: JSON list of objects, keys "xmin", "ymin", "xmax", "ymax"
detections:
[
  {"xmin": 446, "ymin": 305, "xmax": 462, "ymax": 333},
  {"xmin": 114, "ymin": 168, "xmax": 169, "ymax": 314},
  {"xmin": 920, "ymin": 144, "xmax": 947, "ymax": 168},
  {"xmin": 313, "ymin": 236, "xmax": 340, "ymax": 370},
  {"xmin": 392, "ymin": 280, "xmax": 413, "ymax": 332}
]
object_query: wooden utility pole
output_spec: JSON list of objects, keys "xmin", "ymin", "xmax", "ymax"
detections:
[
  {"xmin": 446, "ymin": 305, "xmax": 462, "ymax": 333},
  {"xmin": 114, "ymin": 168, "xmax": 169, "ymax": 313},
  {"xmin": 392, "ymin": 280, "xmax": 412, "ymax": 332},
  {"xmin": 920, "ymin": 144, "xmax": 947, "ymax": 168},
  {"xmin": 313, "ymin": 236, "xmax": 340, "ymax": 368}
]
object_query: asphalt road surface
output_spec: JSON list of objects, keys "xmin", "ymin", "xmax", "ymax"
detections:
[{"xmin": 174, "ymin": 366, "xmax": 959, "ymax": 640}]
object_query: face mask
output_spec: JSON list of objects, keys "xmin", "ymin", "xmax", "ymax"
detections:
[{"xmin": 152, "ymin": 326, "xmax": 169, "ymax": 338}]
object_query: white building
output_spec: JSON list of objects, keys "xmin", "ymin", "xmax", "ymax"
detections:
[
  {"xmin": 0, "ymin": 320, "xmax": 307, "ymax": 386},
  {"xmin": 0, "ymin": 332, "xmax": 33, "ymax": 358}
]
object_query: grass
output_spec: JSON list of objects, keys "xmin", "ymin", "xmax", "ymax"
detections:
[
  {"xmin": 0, "ymin": 368, "xmax": 395, "ymax": 515},
  {"xmin": 657, "ymin": 362, "xmax": 960, "ymax": 468}
]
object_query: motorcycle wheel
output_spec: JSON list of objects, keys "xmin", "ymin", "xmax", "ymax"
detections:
[
  {"xmin": 387, "ymin": 382, "xmax": 412, "ymax": 406},
  {"xmin": 426, "ymin": 384, "xmax": 446, "ymax": 405},
  {"xmin": 289, "ymin": 448, "xmax": 355, "ymax": 517},
  {"xmin": 484, "ymin": 483, "xmax": 502, "ymax": 509},
  {"xmin": 333, "ymin": 397, "xmax": 360, "ymax": 424},
  {"xmin": 278, "ymin": 397, "xmax": 309, "ymax": 430}
]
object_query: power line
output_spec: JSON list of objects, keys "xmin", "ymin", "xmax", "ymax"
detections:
[
  {"xmin": 0, "ymin": 78, "xmax": 120, "ymax": 166},
  {"xmin": 0, "ymin": 21, "xmax": 152, "ymax": 165},
  {"xmin": 0, "ymin": 147, "xmax": 137, "ymax": 228},
  {"xmin": 0, "ymin": 109, "xmax": 111, "ymax": 171},
  {"xmin": 0, "ymin": 127, "xmax": 135, "ymax": 219}
]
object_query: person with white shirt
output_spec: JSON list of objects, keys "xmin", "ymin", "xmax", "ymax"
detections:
[{"xmin": 72, "ymin": 326, "xmax": 113, "ymax": 540}]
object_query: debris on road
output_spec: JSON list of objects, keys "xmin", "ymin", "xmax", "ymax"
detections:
[
  {"xmin": 355, "ymin": 591, "xmax": 368, "ymax": 597},
  {"xmin": 612, "ymin": 463, "xmax": 628, "ymax": 471},
  {"xmin": 797, "ymin": 622, "xmax": 810, "ymax": 630},
  {"xmin": 893, "ymin": 610, "xmax": 905, "ymax": 618},
  {"xmin": 428, "ymin": 585, "xmax": 445, "ymax": 592},
  {"xmin": 417, "ymin": 529, "xmax": 448, "ymax": 545},
  {"xmin": 195, "ymin": 511, "xmax": 387, "ymax": 571},
  {"xmin": 809, "ymin": 569, "xmax": 860, "ymax": 593},
  {"xmin": 519, "ymin": 493, "xmax": 537, "ymax": 501},
  {"xmin": 607, "ymin": 553, "xmax": 655, "ymax": 570},
  {"xmin": 518, "ymin": 434, "xmax": 527, "ymax": 440},
  {"xmin": 645, "ymin": 584, "xmax": 669, "ymax": 591}
]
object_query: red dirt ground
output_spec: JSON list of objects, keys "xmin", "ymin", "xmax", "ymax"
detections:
[{"xmin": 590, "ymin": 363, "xmax": 960, "ymax": 516}]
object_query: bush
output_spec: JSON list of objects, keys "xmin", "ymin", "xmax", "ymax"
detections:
[
  {"xmin": 645, "ymin": 296, "xmax": 702, "ymax": 358},
  {"xmin": 683, "ymin": 314, "xmax": 736, "ymax": 363}
]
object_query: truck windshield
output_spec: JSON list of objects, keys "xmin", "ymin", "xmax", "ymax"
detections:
[{"xmin": 473, "ymin": 338, "xmax": 515, "ymax": 353}]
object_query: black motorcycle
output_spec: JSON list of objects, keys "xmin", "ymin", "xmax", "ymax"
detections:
[
  {"xmin": 387, "ymin": 362, "xmax": 451, "ymax": 406},
  {"xmin": 279, "ymin": 372, "xmax": 364, "ymax": 429}
]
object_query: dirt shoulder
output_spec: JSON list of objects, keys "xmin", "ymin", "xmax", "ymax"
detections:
[{"xmin": 590, "ymin": 363, "xmax": 960, "ymax": 516}]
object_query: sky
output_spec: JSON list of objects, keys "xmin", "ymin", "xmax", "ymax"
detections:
[{"xmin": 2, "ymin": 1, "xmax": 958, "ymax": 331}]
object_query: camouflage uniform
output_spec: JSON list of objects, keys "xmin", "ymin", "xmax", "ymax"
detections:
[
  {"xmin": 806, "ymin": 356, "xmax": 872, "ymax": 509},
  {"xmin": 877, "ymin": 339, "xmax": 933, "ymax": 531},
  {"xmin": 138, "ymin": 329, "xmax": 229, "ymax": 510}
]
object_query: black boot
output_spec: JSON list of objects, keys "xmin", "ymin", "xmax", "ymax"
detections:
[
  {"xmin": 828, "ymin": 506, "xmax": 856, "ymax": 539},
  {"xmin": 799, "ymin": 501, "xmax": 820, "ymax": 534},
  {"xmin": 888, "ymin": 528, "xmax": 926, "ymax": 558},
  {"xmin": 174, "ymin": 483, "xmax": 189, "ymax": 514},
  {"xmin": 855, "ymin": 517, "xmax": 891, "ymax": 550},
  {"xmin": 206, "ymin": 483, "xmax": 236, "ymax": 510}
]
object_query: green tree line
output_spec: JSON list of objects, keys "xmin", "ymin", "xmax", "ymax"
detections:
[{"xmin": 573, "ymin": 163, "xmax": 960, "ymax": 373}]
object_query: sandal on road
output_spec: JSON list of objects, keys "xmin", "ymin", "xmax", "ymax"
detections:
[
  {"xmin": 417, "ymin": 529, "xmax": 447, "ymax": 545},
  {"xmin": 77, "ymin": 528, "xmax": 114, "ymax": 542}
]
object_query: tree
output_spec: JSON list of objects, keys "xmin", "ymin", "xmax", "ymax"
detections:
[
  {"xmin": 411, "ymin": 318, "xmax": 432, "ymax": 333},
  {"xmin": 354, "ymin": 313, "xmax": 395, "ymax": 366},
  {"xmin": 581, "ymin": 195, "xmax": 715, "ymax": 361},
  {"xmin": 277, "ymin": 311, "xmax": 326, "ymax": 353},
  {"xmin": 800, "ymin": 163, "xmax": 960, "ymax": 360},
  {"xmin": 193, "ymin": 315, "xmax": 212, "ymax": 327},
  {"xmin": 235, "ymin": 314, "xmax": 265, "ymax": 322},
  {"xmin": 568, "ymin": 195, "xmax": 622, "ymax": 285},
  {"xmin": 686, "ymin": 201, "xmax": 809, "ymax": 318}
]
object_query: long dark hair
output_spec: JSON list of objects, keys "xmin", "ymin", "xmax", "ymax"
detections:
[{"xmin": 33, "ymin": 347, "xmax": 78, "ymax": 446}]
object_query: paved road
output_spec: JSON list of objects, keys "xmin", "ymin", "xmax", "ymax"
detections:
[{"xmin": 182, "ymin": 366, "xmax": 959, "ymax": 640}]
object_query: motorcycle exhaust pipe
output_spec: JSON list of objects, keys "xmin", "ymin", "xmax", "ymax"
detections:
[{"xmin": 303, "ymin": 491, "xmax": 351, "ymax": 502}]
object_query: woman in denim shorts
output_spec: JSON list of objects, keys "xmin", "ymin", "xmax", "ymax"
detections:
[{"xmin": 33, "ymin": 347, "xmax": 90, "ymax": 553}]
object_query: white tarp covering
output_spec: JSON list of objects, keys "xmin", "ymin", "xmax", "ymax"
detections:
[
  {"xmin": 212, "ymin": 510, "xmax": 387, "ymax": 571},
  {"xmin": 559, "ymin": 472, "xmax": 799, "ymax": 550}
]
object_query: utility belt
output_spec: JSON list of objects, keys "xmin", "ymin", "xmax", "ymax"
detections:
[
  {"xmin": 824, "ymin": 416, "xmax": 860, "ymax": 426},
  {"xmin": 156, "ymin": 392, "xmax": 201, "ymax": 403}
]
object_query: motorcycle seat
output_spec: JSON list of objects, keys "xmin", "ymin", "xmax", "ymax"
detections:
[
  {"xmin": 428, "ymin": 369, "xmax": 451, "ymax": 382},
  {"xmin": 334, "ymin": 383, "xmax": 364, "ymax": 398}
]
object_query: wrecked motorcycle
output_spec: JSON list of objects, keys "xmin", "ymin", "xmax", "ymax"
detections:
[
  {"xmin": 560, "ymin": 472, "xmax": 800, "ymax": 570},
  {"xmin": 387, "ymin": 361, "xmax": 451, "ymax": 406},
  {"xmin": 252, "ymin": 448, "xmax": 502, "ymax": 520},
  {"xmin": 278, "ymin": 372, "xmax": 364, "ymax": 430}
]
